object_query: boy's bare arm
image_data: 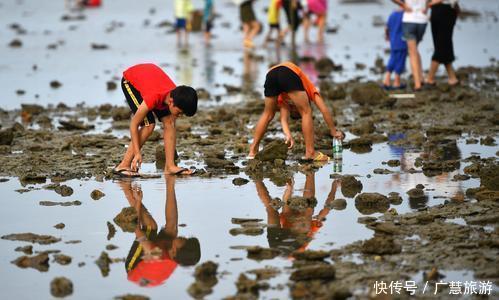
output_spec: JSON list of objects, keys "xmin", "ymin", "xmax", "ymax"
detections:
[
  {"xmin": 313, "ymin": 94, "xmax": 343, "ymax": 139},
  {"xmin": 130, "ymin": 102, "xmax": 150, "ymax": 170},
  {"xmin": 279, "ymin": 104, "xmax": 294, "ymax": 148}
]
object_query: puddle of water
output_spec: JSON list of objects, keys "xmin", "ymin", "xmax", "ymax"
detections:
[{"xmin": 0, "ymin": 135, "xmax": 496, "ymax": 298}]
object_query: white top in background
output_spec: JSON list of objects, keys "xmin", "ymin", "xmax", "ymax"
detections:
[{"xmin": 402, "ymin": 0, "xmax": 429, "ymax": 24}]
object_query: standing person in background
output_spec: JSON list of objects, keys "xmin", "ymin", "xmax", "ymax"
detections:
[
  {"xmin": 175, "ymin": 0, "xmax": 194, "ymax": 47},
  {"xmin": 281, "ymin": 0, "xmax": 303, "ymax": 45},
  {"xmin": 425, "ymin": 0, "xmax": 460, "ymax": 86},
  {"xmin": 264, "ymin": 0, "xmax": 283, "ymax": 47},
  {"xmin": 392, "ymin": 0, "xmax": 428, "ymax": 91},
  {"xmin": 203, "ymin": 0, "xmax": 215, "ymax": 45},
  {"xmin": 238, "ymin": 0, "xmax": 261, "ymax": 49},
  {"xmin": 303, "ymin": 0, "xmax": 328, "ymax": 44},
  {"xmin": 383, "ymin": 5, "xmax": 408, "ymax": 90}
]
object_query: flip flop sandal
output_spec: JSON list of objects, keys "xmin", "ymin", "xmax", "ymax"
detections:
[
  {"xmin": 112, "ymin": 168, "xmax": 140, "ymax": 178},
  {"xmin": 246, "ymin": 155, "xmax": 255, "ymax": 160},
  {"xmin": 170, "ymin": 168, "xmax": 195, "ymax": 176},
  {"xmin": 313, "ymin": 152, "xmax": 330, "ymax": 162}
]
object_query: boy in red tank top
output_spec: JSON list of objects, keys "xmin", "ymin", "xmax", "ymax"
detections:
[{"xmin": 114, "ymin": 63, "xmax": 198, "ymax": 176}]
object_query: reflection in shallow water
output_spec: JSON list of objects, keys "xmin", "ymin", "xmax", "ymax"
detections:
[
  {"xmin": 117, "ymin": 176, "xmax": 201, "ymax": 287},
  {"xmin": 254, "ymin": 171, "xmax": 340, "ymax": 255}
]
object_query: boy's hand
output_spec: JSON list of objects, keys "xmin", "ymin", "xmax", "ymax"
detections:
[
  {"xmin": 331, "ymin": 129, "xmax": 345, "ymax": 141},
  {"xmin": 284, "ymin": 134, "xmax": 294, "ymax": 149},
  {"xmin": 131, "ymin": 153, "xmax": 142, "ymax": 171}
]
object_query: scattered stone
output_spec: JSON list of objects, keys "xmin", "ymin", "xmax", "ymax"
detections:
[
  {"xmin": 290, "ymin": 265, "xmax": 336, "ymax": 281},
  {"xmin": 107, "ymin": 221, "xmax": 116, "ymax": 240},
  {"xmin": 9, "ymin": 39, "xmax": 22, "ymax": 47},
  {"xmin": 95, "ymin": 251, "xmax": 112, "ymax": 277},
  {"xmin": 113, "ymin": 207, "xmax": 138, "ymax": 232},
  {"xmin": 247, "ymin": 267, "xmax": 280, "ymax": 280},
  {"xmin": 54, "ymin": 254, "xmax": 72, "ymax": 265},
  {"xmin": 340, "ymin": 175, "xmax": 363, "ymax": 198},
  {"xmin": 254, "ymin": 141, "xmax": 288, "ymax": 161},
  {"xmin": 361, "ymin": 236, "xmax": 401, "ymax": 255},
  {"xmin": 58, "ymin": 120, "xmax": 95, "ymax": 131},
  {"xmin": 231, "ymin": 218, "xmax": 263, "ymax": 224},
  {"xmin": 106, "ymin": 244, "xmax": 118, "ymax": 251},
  {"xmin": 292, "ymin": 250, "xmax": 329, "ymax": 261},
  {"xmin": 453, "ymin": 174, "xmax": 470, "ymax": 181},
  {"xmin": 12, "ymin": 253, "xmax": 49, "ymax": 272},
  {"xmin": 234, "ymin": 273, "xmax": 269, "ymax": 296},
  {"xmin": 54, "ymin": 223, "xmax": 65, "ymax": 229},
  {"xmin": 351, "ymin": 82, "xmax": 392, "ymax": 106},
  {"xmin": 287, "ymin": 196, "xmax": 317, "ymax": 210},
  {"xmin": 351, "ymin": 121, "xmax": 375, "ymax": 136},
  {"xmin": 387, "ymin": 160, "xmax": 400, "ymax": 167},
  {"xmin": 50, "ymin": 277, "xmax": 73, "ymax": 298},
  {"xmin": 54, "ymin": 184, "xmax": 73, "ymax": 197},
  {"xmin": 0, "ymin": 128, "xmax": 14, "ymax": 145},
  {"xmin": 106, "ymin": 81, "xmax": 117, "ymax": 91},
  {"xmin": 91, "ymin": 43, "xmax": 109, "ymax": 50},
  {"xmin": 114, "ymin": 295, "xmax": 149, "ymax": 300},
  {"xmin": 246, "ymin": 246, "xmax": 281, "ymax": 260},
  {"xmin": 373, "ymin": 168, "xmax": 394, "ymax": 174},
  {"xmin": 15, "ymin": 245, "xmax": 33, "ymax": 255},
  {"xmin": 407, "ymin": 188, "xmax": 425, "ymax": 199},
  {"xmin": 229, "ymin": 227, "xmax": 264, "ymax": 236},
  {"xmin": 328, "ymin": 198, "xmax": 347, "ymax": 210},
  {"xmin": 388, "ymin": 192, "xmax": 402, "ymax": 205},
  {"xmin": 480, "ymin": 136, "xmax": 496, "ymax": 146},
  {"xmin": 50, "ymin": 80, "xmax": 62, "ymax": 89},
  {"xmin": 354, "ymin": 193, "xmax": 390, "ymax": 215},
  {"xmin": 39, "ymin": 200, "xmax": 81, "ymax": 206},
  {"xmin": 1, "ymin": 233, "xmax": 61, "ymax": 244},
  {"xmin": 232, "ymin": 177, "xmax": 249, "ymax": 186},
  {"xmin": 479, "ymin": 164, "xmax": 499, "ymax": 190},
  {"xmin": 91, "ymin": 189, "xmax": 105, "ymax": 200}
]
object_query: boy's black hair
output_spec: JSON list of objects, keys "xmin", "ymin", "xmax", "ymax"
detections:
[
  {"xmin": 174, "ymin": 237, "xmax": 201, "ymax": 266},
  {"xmin": 171, "ymin": 86, "xmax": 198, "ymax": 117}
]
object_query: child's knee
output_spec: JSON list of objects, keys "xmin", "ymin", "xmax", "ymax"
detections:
[{"xmin": 143, "ymin": 123, "xmax": 156, "ymax": 135}]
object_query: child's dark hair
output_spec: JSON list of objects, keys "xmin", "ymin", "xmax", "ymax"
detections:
[
  {"xmin": 174, "ymin": 237, "xmax": 201, "ymax": 266},
  {"xmin": 171, "ymin": 86, "xmax": 198, "ymax": 117}
]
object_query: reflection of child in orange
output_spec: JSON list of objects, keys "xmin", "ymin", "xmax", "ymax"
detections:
[
  {"xmin": 255, "ymin": 172, "xmax": 340, "ymax": 254},
  {"xmin": 118, "ymin": 176, "xmax": 200, "ymax": 287}
]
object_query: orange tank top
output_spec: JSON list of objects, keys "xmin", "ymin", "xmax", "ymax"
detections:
[{"xmin": 269, "ymin": 62, "xmax": 320, "ymax": 106}]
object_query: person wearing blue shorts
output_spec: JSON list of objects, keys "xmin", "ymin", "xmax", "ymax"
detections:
[{"xmin": 383, "ymin": 7, "xmax": 408, "ymax": 90}]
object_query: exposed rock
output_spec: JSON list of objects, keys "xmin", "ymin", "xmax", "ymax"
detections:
[
  {"xmin": 373, "ymin": 168, "xmax": 394, "ymax": 174},
  {"xmin": 246, "ymin": 246, "xmax": 281, "ymax": 260},
  {"xmin": 388, "ymin": 192, "xmax": 402, "ymax": 205},
  {"xmin": 328, "ymin": 198, "xmax": 347, "ymax": 210},
  {"xmin": 14, "ymin": 245, "xmax": 33, "ymax": 255},
  {"xmin": 12, "ymin": 253, "xmax": 49, "ymax": 272},
  {"xmin": 290, "ymin": 265, "xmax": 336, "ymax": 281},
  {"xmin": 114, "ymin": 295, "xmax": 150, "ymax": 300},
  {"xmin": 1, "ymin": 233, "xmax": 60, "ymax": 244},
  {"xmin": 292, "ymin": 250, "xmax": 329, "ymax": 261},
  {"xmin": 39, "ymin": 200, "xmax": 81, "ymax": 206},
  {"xmin": 351, "ymin": 82, "xmax": 393, "ymax": 106},
  {"xmin": 58, "ymin": 120, "xmax": 95, "ymax": 131},
  {"xmin": 54, "ymin": 223, "xmax": 65, "ymax": 229},
  {"xmin": 113, "ymin": 207, "xmax": 138, "ymax": 232},
  {"xmin": 287, "ymin": 196, "xmax": 317, "ymax": 210},
  {"xmin": 341, "ymin": 175, "xmax": 363, "ymax": 198},
  {"xmin": 95, "ymin": 251, "xmax": 111, "ymax": 277},
  {"xmin": 50, "ymin": 277, "xmax": 73, "ymax": 298},
  {"xmin": 351, "ymin": 121, "xmax": 375, "ymax": 136},
  {"xmin": 54, "ymin": 254, "xmax": 72, "ymax": 265},
  {"xmin": 479, "ymin": 164, "xmax": 499, "ymax": 190},
  {"xmin": 407, "ymin": 188, "xmax": 425, "ymax": 199},
  {"xmin": 255, "ymin": 141, "xmax": 288, "ymax": 161},
  {"xmin": 361, "ymin": 236, "xmax": 401, "ymax": 255},
  {"xmin": 247, "ymin": 267, "xmax": 280, "ymax": 280},
  {"xmin": 0, "ymin": 128, "xmax": 14, "ymax": 145},
  {"xmin": 354, "ymin": 193, "xmax": 390, "ymax": 215},
  {"xmin": 235, "ymin": 273, "xmax": 269, "ymax": 296},
  {"xmin": 229, "ymin": 227, "xmax": 264, "ymax": 236},
  {"xmin": 231, "ymin": 218, "xmax": 263, "ymax": 224},
  {"xmin": 54, "ymin": 185, "xmax": 73, "ymax": 197},
  {"xmin": 387, "ymin": 159, "xmax": 400, "ymax": 167},
  {"xmin": 91, "ymin": 189, "xmax": 105, "ymax": 200},
  {"xmin": 232, "ymin": 177, "xmax": 249, "ymax": 186},
  {"xmin": 107, "ymin": 221, "xmax": 116, "ymax": 240}
]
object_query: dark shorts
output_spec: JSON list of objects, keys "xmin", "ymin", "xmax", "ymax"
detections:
[
  {"xmin": 269, "ymin": 23, "xmax": 280, "ymax": 29},
  {"xmin": 264, "ymin": 66, "xmax": 304, "ymax": 97},
  {"xmin": 176, "ymin": 18, "xmax": 187, "ymax": 29},
  {"xmin": 121, "ymin": 77, "xmax": 170, "ymax": 126},
  {"xmin": 204, "ymin": 20, "xmax": 213, "ymax": 32},
  {"xmin": 386, "ymin": 49, "xmax": 408, "ymax": 74},
  {"xmin": 240, "ymin": 1, "xmax": 256, "ymax": 24},
  {"xmin": 403, "ymin": 22, "xmax": 427, "ymax": 44}
]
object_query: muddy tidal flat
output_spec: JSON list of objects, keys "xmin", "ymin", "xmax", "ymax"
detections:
[{"xmin": 1, "ymin": 0, "xmax": 498, "ymax": 299}]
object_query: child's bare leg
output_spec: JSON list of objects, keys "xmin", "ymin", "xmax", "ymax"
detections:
[
  {"xmin": 317, "ymin": 15, "xmax": 326, "ymax": 44},
  {"xmin": 445, "ymin": 63, "xmax": 458, "ymax": 85},
  {"xmin": 176, "ymin": 29, "xmax": 181, "ymax": 46},
  {"xmin": 248, "ymin": 20, "xmax": 260, "ymax": 40},
  {"xmin": 383, "ymin": 71, "xmax": 392, "ymax": 87},
  {"xmin": 303, "ymin": 16, "xmax": 310, "ymax": 43},
  {"xmin": 407, "ymin": 40, "xmax": 421, "ymax": 89},
  {"xmin": 288, "ymin": 91, "xmax": 315, "ymax": 158},
  {"xmin": 254, "ymin": 180, "xmax": 280, "ymax": 225},
  {"xmin": 394, "ymin": 73, "xmax": 401, "ymax": 87},
  {"xmin": 117, "ymin": 124, "xmax": 156, "ymax": 170},
  {"xmin": 243, "ymin": 23, "xmax": 250, "ymax": 40},
  {"xmin": 249, "ymin": 97, "xmax": 278, "ymax": 157},
  {"xmin": 426, "ymin": 60, "xmax": 439, "ymax": 84}
]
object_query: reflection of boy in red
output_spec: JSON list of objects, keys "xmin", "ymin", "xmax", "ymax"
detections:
[
  {"xmin": 255, "ymin": 172, "xmax": 340, "ymax": 254},
  {"xmin": 120, "ymin": 176, "xmax": 200, "ymax": 287}
]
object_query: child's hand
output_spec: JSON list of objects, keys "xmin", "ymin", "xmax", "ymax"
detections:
[
  {"xmin": 131, "ymin": 153, "xmax": 142, "ymax": 171},
  {"xmin": 284, "ymin": 134, "xmax": 294, "ymax": 149},
  {"xmin": 331, "ymin": 129, "xmax": 345, "ymax": 140},
  {"xmin": 403, "ymin": 4, "xmax": 412, "ymax": 12}
]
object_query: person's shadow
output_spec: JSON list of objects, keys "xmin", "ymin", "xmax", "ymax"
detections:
[
  {"xmin": 254, "ymin": 170, "xmax": 341, "ymax": 255},
  {"xmin": 116, "ymin": 176, "xmax": 201, "ymax": 287}
]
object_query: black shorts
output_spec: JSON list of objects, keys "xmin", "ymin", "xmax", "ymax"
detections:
[
  {"xmin": 264, "ymin": 66, "xmax": 304, "ymax": 97},
  {"xmin": 269, "ymin": 23, "xmax": 280, "ymax": 30},
  {"xmin": 121, "ymin": 77, "xmax": 170, "ymax": 126},
  {"xmin": 240, "ymin": 1, "xmax": 256, "ymax": 24},
  {"xmin": 205, "ymin": 20, "xmax": 213, "ymax": 33}
]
